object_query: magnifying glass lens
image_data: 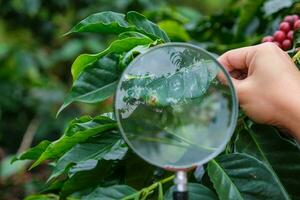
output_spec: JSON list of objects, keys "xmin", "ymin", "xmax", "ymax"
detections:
[{"xmin": 115, "ymin": 43, "xmax": 238, "ymax": 169}]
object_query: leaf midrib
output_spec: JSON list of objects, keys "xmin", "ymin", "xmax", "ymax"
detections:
[
  {"xmin": 74, "ymin": 81, "xmax": 117, "ymax": 100},
  {"xmin": 211, "ymin": 159, "xmax": 244, "ymax": 200},
  {"xmin": 246, "ymin": 125, "xmax": 291, "ymax": 200}
]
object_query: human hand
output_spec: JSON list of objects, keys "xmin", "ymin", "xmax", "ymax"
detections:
[{"xmin": 218, "ymin": 42, "xmax": 300, "ymax": 141}]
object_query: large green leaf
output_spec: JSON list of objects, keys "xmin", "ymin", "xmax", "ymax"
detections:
[
  {"xmin": 120, "ymin": 59, "xmax": 217, "ymax": 106},
  {"xmin": 60, "ymin": 160, "xmax": 116, "ymax": 198},
  {"xmin": 48, "ymin": 131, "xmax": 127, "ymax": 181},
  {"xmin": 208, "ymin": 153, "xmax": 291, "ymax": 200},
  {"xmin": 58, "ymin": 57, "xmax": 119, "ymax": 115},
  {"xmin": 30, "ymin": 116, "xmax": 117, "ymax": 169},
  {"xmin": 81, "ymin": 185, "xmax": 137, "ymax": 200},
  {"xmin": 65, "ymin": 11, "xmax": 134, "ymax": 35},
  {"xmin": 123, "ymin": 153, "xmax": 157, "ymax": 189},
  {"xmin": 126, "ymin": 11, "xmax": 170, "ymax": 42},
  {"xmin": 164, "ymin": 183, "xmax": 218, "ymax": 200},
  {"xmin": 235, "ymin": 124, "xmax": 300, "ymax": 200},
  {"xmin": 71, "ymin": 35, "xmax": 153, "ymax": 81}
]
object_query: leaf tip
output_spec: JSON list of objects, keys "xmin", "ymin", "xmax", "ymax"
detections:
[
  {"xmin": 29, "ymin": 161, "xmax": 39, "ymax": 170},
  {"xmin": 10, "ymin": 156, "xmax": 18, "ymax": 164},
  {"xmin": 62, "ymin": 29, "xmax": 74, "ymax": 37},
  {"xmin": 56, "ymin": 104, "xmax": 68, "ymax": 118}
]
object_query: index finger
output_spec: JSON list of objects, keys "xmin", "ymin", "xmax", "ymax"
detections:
[{"xmin": 218, "ymin": 45, "xmax": 257, "ymax": 72}]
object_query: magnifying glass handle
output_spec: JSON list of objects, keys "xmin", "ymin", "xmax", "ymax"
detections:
[
  {"xmin": 173, "ymin": 171, "xmax": 188, "ymax": 200},
  {"xmin": 173, "ymin": 191, "xmax": 188, "ymax": 200}
]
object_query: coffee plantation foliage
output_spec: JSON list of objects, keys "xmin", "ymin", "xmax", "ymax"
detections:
[
  {"xmin": 0, "ymin": 1, "xmax": 173, "ymax": 198},
  {"xmin": 9, "ymin": 0, "xmax": 300, "ymax": 200}
]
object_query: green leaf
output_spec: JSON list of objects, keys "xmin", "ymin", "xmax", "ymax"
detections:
[
  {"xmin": 235, "ymin": 0, "xmax": 264, "ymax": 37},
  {"xmin": 124, "ymin": 153, "xmax": 156, "ymax": 189},
  {"xmin": 126, "ymin": 11, "xmax": 170, "ymax": 42},
  {"xmin": 58, "ymin": 57, "xmax": 119, "ymax": 115},
  {"xmin": 30, "ymin": 116, "xmax": 117, "ymax": 169},
  {"xmin": 81, "ymin": 185, "xmax": 137, "ymax": 200},
  {"xmin": 208, "ymin": 153, "xmax": 291, "ymax": 200},
  {"xmin": 263, "ymin": 0, "xmax": 294, "ymax": 16},
  {"xmin": 235, "ymin": 124, "xmax": 300, "ymax": 200},
  {"xmin": 119, "ymin": 42, "xmax": 157, "ymax": 70},
  {"xmin": 12, "ymin": 140, "xmax": 51, "ymax": 163},
  {"xmin": 24, "ymin": 194, "xmax": 59, "ymax": 200},
  {"xmin": 65, "ymin": 11, "xmax": 134, "ymax": 35},
  {"xmin": 158, "ymin": 20, "xmax": 190, "ymax": 41},
  {"xmin": 164, "ymin": 183, "xmax": 218, "ymax": 200},
  {"xmin": 48, "ymin": 131, "xmax": 127, "ymax": 181},
  {"xmin": 60, "ymin": 160, "xmax": 116, "ymax": 198},
  {"xmin": 118, "ymin": 31, "xmax": 151, "ymax": 39},
  {"xmin": 121, "ymin": 58, "xmax": 217, "ymax": 106},
  {"xmin": 71, "ymin": 36, "xmax": 153, "ymax": 81}
]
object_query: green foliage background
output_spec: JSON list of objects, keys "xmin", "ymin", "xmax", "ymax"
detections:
[{"xmin": 1, "ymin": 0, "xmax": 300, "ymax": 200}]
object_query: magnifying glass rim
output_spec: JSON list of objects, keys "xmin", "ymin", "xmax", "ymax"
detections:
[{"xmin": 114, "ymin": 42, "xmax": 238, "ymax": 170}]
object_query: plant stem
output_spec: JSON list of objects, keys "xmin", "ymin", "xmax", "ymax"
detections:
[
  {"xmin": 122, "ymin": 175, "xmax": 175, "ymax": 200},
  {"xmin": 18, "ymin": 116, "xmax": 40, "ymax": 153},
  {"xmin": 293, "ymin": 50, "xmax": 300, "ymax": 62}
]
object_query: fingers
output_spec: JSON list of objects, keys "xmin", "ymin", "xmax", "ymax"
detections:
[
  {"xmin": 218, "ymin": 45, "xmax": 257, "ymax": 72},
  {"xmin": 217, "ymin": 45, "xmax": 259, "ymax": 104},
  {"xmin": 216, "ymin": 70, "xmax": 248, "ymax": 104}
]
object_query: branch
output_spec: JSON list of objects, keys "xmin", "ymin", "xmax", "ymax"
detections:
[{"xmin": 17, "ymin": 116, "xmax": 40, "ymax": 153}]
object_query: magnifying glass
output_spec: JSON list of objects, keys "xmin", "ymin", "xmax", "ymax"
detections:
[{"xmin": 115, "ymin": 43, "xmax": 238, "ymax": 200}]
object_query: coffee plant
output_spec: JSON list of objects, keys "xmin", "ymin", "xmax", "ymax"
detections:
[{"xmin": 14, "ymin": 1, "xmax": 300, "ymax": 200}]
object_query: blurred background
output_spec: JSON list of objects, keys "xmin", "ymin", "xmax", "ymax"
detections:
[{"xmin": 0, "ymin": 0, "xmax": 296, "ymax": 199}]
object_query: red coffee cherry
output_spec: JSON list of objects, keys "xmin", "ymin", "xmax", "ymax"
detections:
[
  {"xmin": 294, "ymin": 20, "xmax": 300, "ymax": 31},
  {"xmin": 282, "ymin": 39, "xmax": 292, "ymax": 50},
  {"xmin": 273, "ymin": 30, "xmax": 286, "ymax": 42},
  {"xmin": 287, "ymin": 30, "xmax": 294, "ymax": 40},
  {"xmin": 284, "ymin": 15, "xmax": 295, "ymax": 25},
  {"xmin": 261, "ymin": 36, "xmax": 274, "ymax": 43},
  {"xmin": 279, "ymin": 22, "xmax": 291, "ymax": 32},
  {"xmin": 293, "ymin": 14, "xmax": 299, "ymax": 22}
]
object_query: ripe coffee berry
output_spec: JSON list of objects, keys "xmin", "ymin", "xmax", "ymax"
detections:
[
  {"xmin": 293, "ymin": 14, "xmax": 299, "ymax": 22},
  {"xmin": 261, "ymin": 36, "xmax": 274, "ymax": 43},
  {"xmin": 287, "ymin": 30, "xmax": 294, "ymax": 40},
  {"xmin": 273, "ymin": 31, "xmax": 286, "ymax": 42},
  {"xmin": 282, "ymin": 39, "xmax": 292, "ymax": 50},
  {"xmin": 294, "ymin": 20, "xmax": 300, "ymax": 31},
  {"xmin": 279, "ymin": 22, "xmax": 291, "ymax": 32},
  {"xmin": 284, "ymin": 15, "xmax": 295, "ymax": 25}
]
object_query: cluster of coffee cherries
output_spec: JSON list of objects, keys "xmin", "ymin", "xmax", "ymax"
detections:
[{"xmin": 262, "ymin": 14, "xmax": 300, "ymax": 50}]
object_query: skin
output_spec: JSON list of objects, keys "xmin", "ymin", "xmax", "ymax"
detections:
[{"xmin": 218, "ymin": 42, "xmax": 300, "ymax": 142}]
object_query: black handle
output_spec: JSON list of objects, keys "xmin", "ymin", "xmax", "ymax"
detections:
[{"xmin": 173, "ymin": 191, "xmax": 188, "ymax": 200}]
